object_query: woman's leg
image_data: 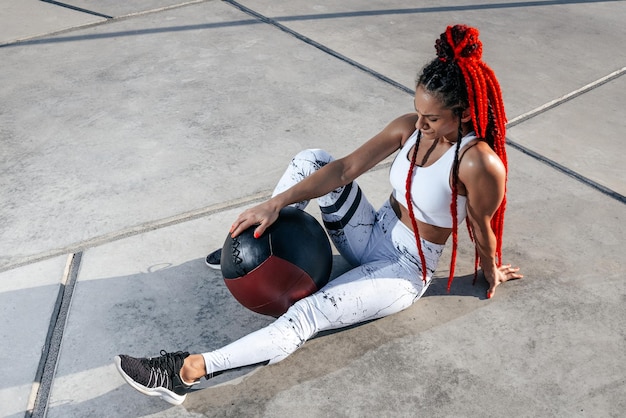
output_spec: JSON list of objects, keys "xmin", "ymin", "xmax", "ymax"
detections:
[
  {"xmin": 272, "ymin": 149, "xmax": 377, "ymax": 265},
  {"xmin": 116, "ymin": 152, "xmax": 440, "ymax": 404},
  {"xmin": 272, "ymin": 149, "xmax": 335, "ymax": 210},
  {"xmin": 201, "ymin": 151, "xmax": 443, "ymax": 377},
  {"xmin": 201, "ymin": 266, "xmax": 420, "ymax": 374},
  {"xmin": 201, "ymin": 206, "xmax": 444, "ymax": 376}
]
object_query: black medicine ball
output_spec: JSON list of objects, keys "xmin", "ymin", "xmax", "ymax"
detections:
[{"xmin": 221, "ymin": 206, "xmax": 333, "ymax": 317}]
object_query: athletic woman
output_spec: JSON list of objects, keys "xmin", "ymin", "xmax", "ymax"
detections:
[{"xmin": 115, "ymin": 25, "xmax": 523, "ymax": 405}]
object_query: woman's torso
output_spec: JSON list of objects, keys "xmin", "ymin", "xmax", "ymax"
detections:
[{"xmin": 388, "ymin": 130, "xmax": 477, "ymax": 244}]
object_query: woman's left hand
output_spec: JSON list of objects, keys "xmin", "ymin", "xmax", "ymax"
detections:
[{"xmin": 483, "ymin": 264, "xmax": 523, "ymax": 299}]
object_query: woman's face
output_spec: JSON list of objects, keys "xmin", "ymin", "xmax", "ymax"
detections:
[{"xmin": 413, "ymin": 85, "xmax": 463, "ymax": 142}]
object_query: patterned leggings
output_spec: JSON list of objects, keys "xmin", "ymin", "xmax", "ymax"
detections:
[{"xmin": 202, "ymin": 150, "xmax": 444, "ymax": 374}]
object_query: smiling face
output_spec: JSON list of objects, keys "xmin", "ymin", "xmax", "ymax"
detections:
[{"xmin": 413, "ymin": 85, "xmax": 467, "ymax": 142}]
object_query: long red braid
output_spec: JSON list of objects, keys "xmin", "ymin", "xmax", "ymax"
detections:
[{"xmin": 408, "ymin": 25, "xmax": 508, "ymax": 291}]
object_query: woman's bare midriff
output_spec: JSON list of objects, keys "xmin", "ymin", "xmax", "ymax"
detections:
[{"xmin": 389, "ymin": 194, "xmax": 452, "ymax": 245}]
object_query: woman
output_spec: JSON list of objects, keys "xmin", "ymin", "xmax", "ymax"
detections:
[{"xmin": 115, "ymin": 24, "xmax": 522, "ymax": 405}]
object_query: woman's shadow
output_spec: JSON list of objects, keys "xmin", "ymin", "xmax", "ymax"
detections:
[
  {"xmin": 182, "ymin": 256, "xmax": 491, "ymax": 415},
  {"xmin": 41, "ymin": 254, "xmax": 489, "ymax": 417}
]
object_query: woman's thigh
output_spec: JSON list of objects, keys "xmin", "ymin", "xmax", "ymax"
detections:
[
  {"xmin": 287, "ymin": 258, "xmax": 425, "ymax": 334},
  {"xmin": 321, "ymin": 183, "xmax": 378, "ymax": 266}
]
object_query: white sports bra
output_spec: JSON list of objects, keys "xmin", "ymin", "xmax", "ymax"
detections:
[{"xmin": 389, "ymin": 130, "xmax": 476, "ymax": 228}]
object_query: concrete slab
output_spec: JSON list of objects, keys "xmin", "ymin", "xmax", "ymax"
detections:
[
  {"xmin": 0, "ymin": 255, "xmax": 68, "ymax": 418},
  {"xmin": 1, "ymin": 0, "xmax": 625, "ymax": 417},
  {"xmin": 0, "ymin": 0, "xmax": 408, "ymax": 271},
  {"xmin": 0, "ymin": 0, "xmax": 104, "ymax": 45}
]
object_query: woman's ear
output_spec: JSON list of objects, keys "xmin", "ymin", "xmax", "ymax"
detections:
[{"xmin": 460, "ymin": 107, "xmax": 472, "ymax": 123}]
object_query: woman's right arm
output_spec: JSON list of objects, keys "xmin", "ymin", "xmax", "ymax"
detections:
[{"xmin": 230, "ymin": 113, "xmax": 417, "ymax": 238}]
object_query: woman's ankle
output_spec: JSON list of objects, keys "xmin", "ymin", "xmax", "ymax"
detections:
[{"xmin": 181, "ymin": 354, "xmax": 207, "ymax": 384}]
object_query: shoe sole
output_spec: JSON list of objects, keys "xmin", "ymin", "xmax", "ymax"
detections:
[
  {"xmin": 114, "ymin": 356, "xmax": 186, "ymax": 406},
  {"xmin": 205, "ymin": 260, "xmax": 221, "ymax": 270}
]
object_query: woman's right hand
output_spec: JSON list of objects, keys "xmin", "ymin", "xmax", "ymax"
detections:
[{"xmin": 229, "ymin": 199, "xmax": 282, "ymax": 239}]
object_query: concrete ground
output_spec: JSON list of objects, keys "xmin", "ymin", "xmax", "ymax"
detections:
[{"xmin": 1, "ymin": 0, "xmax": 625, "ymax": 417}]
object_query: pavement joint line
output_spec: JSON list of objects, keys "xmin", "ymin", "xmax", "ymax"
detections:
[
  {"xmin": 504, "ymin": 66, "xmax": 626, "ymax": 205},
  {"xmin": 266, "ymin": 0, "xmax": 626, "ymax": 21},
  {"xmin": 0, "ymin": 20, "xmax": 107, "ymax": 48},
  {"xmin": 0, "ymin": 0, "xmax": 211, "ymax": 48},
  {"xmin": 0, "ymin": 192, "xmax": 269, "ymax": 273},
  {"xmin": 108, "ymin": 0, "xmax": 210, "ymax": 20},
  {"xmin": 222, "ymin": 0, "xmax": 415, "ymax": 96},
  {"xmin": 506, "ymin": 66, "xmax": 626, "ymax": 128},
  {"xmin": 0, "ymin": 162, "xmax": 395, "ymax": 274},
  {"xmin": 24, "ymin": 254, "xmax": 73, "ymax": 418},
  {"xmin": 505, "ymin": 137, "xmax": 625, "ymax": 203},
  {"xmin": 27, "ymin": 252, "xmax": 82, "ymax": 418},
  {"xmin": 40, "ymin": 0, "xmax": 210, "ymax": 20},
  {"xmin": 40, "ymin": 0, "xmax": 114, "ymax": 19}
]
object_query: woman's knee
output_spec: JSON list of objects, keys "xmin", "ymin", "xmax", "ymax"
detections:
[
  {"xmin": 291, "ymin": 149, "xmax": 334, "ymax": 173},
  {"xmin": 280, "ymin": 296, "xmax": 321, "ymax": 340}
]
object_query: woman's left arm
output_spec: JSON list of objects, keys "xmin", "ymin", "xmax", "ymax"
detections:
[{"xmin": 459, "ymin": 142, "xmax": 523, "ymax": 299}]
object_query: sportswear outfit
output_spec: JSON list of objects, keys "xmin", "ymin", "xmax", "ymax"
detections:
[{"xmin": 201, "ymin": 131, "xmax": 475, "ymax": 376}]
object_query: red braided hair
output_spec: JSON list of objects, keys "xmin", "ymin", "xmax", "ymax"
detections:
[
  {"xmin": 409, "ymin": 25, "xmax": 508, "ymax": 291},
  {"xmin": 405, "ymin": 131, "xmax": 428, "ymax": 284}
]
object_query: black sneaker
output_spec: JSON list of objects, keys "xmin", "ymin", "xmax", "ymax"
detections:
[
  {"xmin": 114, "ymin": 350, "xmax": 195, "ymax": 405},
  {"xmin": 205, "ymin": 248, "xmax": 222, "ymax": 270}
]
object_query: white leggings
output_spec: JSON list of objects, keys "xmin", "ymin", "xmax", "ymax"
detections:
[{"xmin": 202, "ymin": 150, "xmax": 444, "ymax": 375}]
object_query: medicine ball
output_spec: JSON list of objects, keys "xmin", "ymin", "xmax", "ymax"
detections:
[{"xmin": 221, "ymin": 206, "xmax": 333, "ymax": 317}]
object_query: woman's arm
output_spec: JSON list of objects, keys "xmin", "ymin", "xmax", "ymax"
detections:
[
  {"xmin": 230, "ymin": 113, "xmax": 417, "ymax": 238},
  {"xmin": 459, "ymin": 142, "xmax": 522, "ymax": 298}
]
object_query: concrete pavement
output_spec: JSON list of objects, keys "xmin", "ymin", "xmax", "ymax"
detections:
[{"xmin": 1, "ymin": 1, "xmax": 624, "ymax": 417}]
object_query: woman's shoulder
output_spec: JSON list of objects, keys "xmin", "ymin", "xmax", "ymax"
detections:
[
  {"xmin": 384, "ymin": 113, "xmax": 417, "ymax": 145},
  {"xmin": 459, "ymin": 140, "xmax": 506, "ymax": 177}
]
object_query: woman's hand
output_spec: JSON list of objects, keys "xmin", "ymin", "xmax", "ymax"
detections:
[
  {"xmin": 229, "ymin": 200, "xmax": 282, "ymax": 239},
  {"xmin": 483, "ymin": 263, "xmax": 523, "ymax": 299}
]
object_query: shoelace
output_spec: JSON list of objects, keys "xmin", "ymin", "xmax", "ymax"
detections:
[
  {"xmin": 144, "ymin": 350, "xmax": 184, "ymax": 388},
  {"xmin": 150, "ymin": 350, "xmax": 182, "ymax": 370}
]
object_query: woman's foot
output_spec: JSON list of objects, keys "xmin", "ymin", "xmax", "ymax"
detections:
[
  {"xmin": 205, "ymin": 248, "xmax": 222, "ymax": 270},
  {"xmin": 114, "ymin": 350, "xmax": 196, "ymax": 405}
]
